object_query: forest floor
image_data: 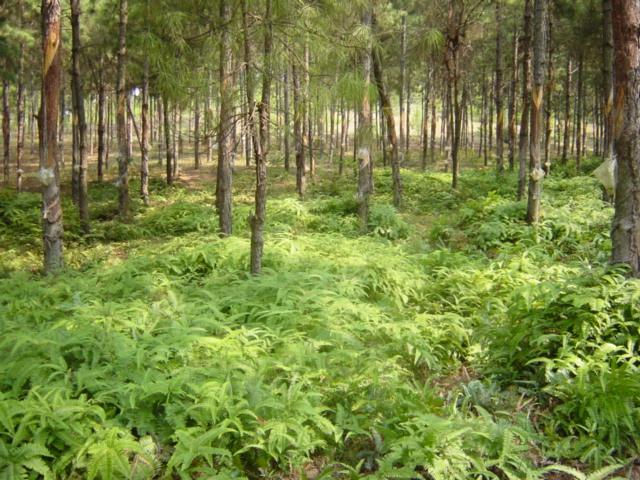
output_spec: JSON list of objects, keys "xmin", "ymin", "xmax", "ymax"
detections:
[{"xmin": 1, "ymin": 146, "xmax": 639, "ymax": 479}]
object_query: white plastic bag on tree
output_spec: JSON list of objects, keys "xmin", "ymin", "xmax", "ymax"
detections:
[{"xmin": 593, "ymin": 155, "xmax": 617, "ymax": 196}]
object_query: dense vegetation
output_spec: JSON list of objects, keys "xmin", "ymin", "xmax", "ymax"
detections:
[
  {"xmin": 3, "ymin": 0, "xmax": 640, "ymax": 478},
  {"xmin": 1, "ymin": 159, "xmax": 639, "ymax": 478}
]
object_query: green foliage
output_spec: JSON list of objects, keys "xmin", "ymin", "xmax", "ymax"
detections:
[{"xmin": 0, "ymin": 165, "xmax": 631, "ymax": 478}]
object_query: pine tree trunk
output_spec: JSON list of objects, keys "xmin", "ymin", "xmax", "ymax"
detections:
[
  {"xmin": 163, "ymin": 96, "xmax": 173, "ymax": 185},
  {"xmin": 399, "ymin": 14, "xmax": 406, "ymax": 151},
  {"xmin": 372, "ymin": 16, "xmax": 402, "ymax": 208},
  {"xmin": 518, "ymin": 0, "xmax": 532, "ymax": 199},
  {"xmin": 543, "ymin": 17, "xmax": 554, "ymax": 174},
  {"xmin": 357, "ymin": 10, "xmax": 373, "ymax": 230},
  {"xmin": 611, "ymin": 0, "xmax": 640, "ymax": 275},
  {"xmin": 495, "ymin": 0, "xmax": 505, "ymax": 173},
  {"xmin": 576, "ymin": 52, "xmax": 584, "ymax": 170},
  {"xmin": 116, "ymin": 0, "xmax": 129, "ymax": 218},
  {"xmin": 71, "ymin": 0, "xmax": 89, "ymax": 233},
  {"xmin": 305, "ymin": 44, "xmax": 313, "ymax": 178},
  {"xmin": 95, "ymin": 70, "xmax": 105, "ymax": 183},
  {"xmin": 194, "ymin": 95, "xmax": 200, "ymax": 169},
  {"xmin": 406, "ymin": 75, "xmax": 411, "ymax": 154},
  {"xmin": 140, "ymin": 59, "xmax": 149, "ymax": 204},
  {"xmin": 16, "ymin": 51, "xmax": 25, "ymax": 192},
  {"xmin": 339, "ymin": 99, "xmax": 346, "ymax": 174},
  {"xmin": 58, "ymin": 75, "xmax": 65, "ymax": 168},
  {"xmin": 250, "ymin": 0, "xmax": 272, "ymax": 274},
  {"xmin": 293, "ymin": 63, "xmax": 305, "ymax": 197},
  {"xmin": 2, "ymin": 79, "xmax": 9, "ymax": 185},
  {"xmin": 172, "ymin": 104, "xmax": 178, "ymax": 178},
  {"xmin": 602, "ymin": 0, "xmax": 614, "ymax": 160},
  {"xmin": 508, "ymin": 30, "xmax": 519, "ymax": 171},
  {"xmin": 526, "ymin": 0, "xmax": 548, "ymax": 224},
  {"xmin": 430, "ymin": 94, "xmax": 437, "ymax": 164},
  {"xmin": 41, "ymin": 0, "xmax": 64, "ymax": 272},
  {"xmin": 216, "ymin": 0, "xmax": 233, "ymax": 235},
  {"xmin": 284, "ymin": 68, "xmax": 290, "ymax": 172},
  {"xmin": 421, "ymin": 72, "xmax": 431, "ymax": 170},
  {"xmin": 561, "ymin": 56, "xmax": 572, "ymax": 164}
]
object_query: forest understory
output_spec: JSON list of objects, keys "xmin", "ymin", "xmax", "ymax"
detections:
[{"xmin": 1, "ymin": 146, "xmax": 639, "ymax": 479}]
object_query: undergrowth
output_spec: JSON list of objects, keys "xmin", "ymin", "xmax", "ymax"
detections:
[{"xmin": 0, "ymin": 160, "xmax": 636, "ymax": 479}]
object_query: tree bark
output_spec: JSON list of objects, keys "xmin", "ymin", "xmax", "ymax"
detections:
[
  {"xmin": 576, "ymin": 52, "xmax": 584, "ymax": 170},
  {"xmin": 163, "ymin": 96, "xmax": 173, "ymax": 185},
  {"xmin": 41, "ymin": 0, "xmax": 64, "ymax": 272},
  {"xmin": 372, "ymin": 16, "xmax": 402, "ymax": 207},
  {"xmin": 97, "ymin": 62, "xmax": 106, "ymax": 182},
  {"xmin": 518, "ymin": 0, "xmax": 532, "ymax": 199},
  {"xmin": 508, "ymin": 30, "xmax": 519, "ymax": 171},
  {"xmin": 249, "ymin": 0, "xmax": 272, "ymax": 274},
  {"xmin": 2, "ymin": 79, "xmax": 9, "ymax": 185},
  {"xmin": 602, "ymin": 0, "xmax": 614, "ymax": 160},
  {"xmin": 399, "ymin": 14, "xmax": 406, "ymax": 151},
  {"xmin": 421, "ymin": 71, "xmax": 431, "ymax": 170},
  {"xmin": 561, "ymin": 56, "xmax": 572, "ymax": 164},
  {"xmin": 71, "ymin": 0, "xmax": 89, "ymax": 233},
  {"xmin": 284, "ymin": 68, "xmax": 291, "ymax": 172},
  {"xmin": 15, "ymin": 0, "xmax": 25, "ymax": 192},
  {"xmin": 140, "ymin": 59, "xmax": 149, "ymax": 204},
  {"xmin": 293, "ymin": 63, "xmax": 305, "ymax": 198},
  {"xmin": 495, "ymin": 0, "xmax": 505, "ymax": 173},
  {"xmin": 216, "ymin": 0, "xmax": 234, "ymax": 235},
  {"xmin": 16, "ymin": 59, "xmax": 25, "ymax": 192},
  {"xmin": 357, "ymin": 10, "xmax": 373, "ymax": 230},
  {"xmin": 611, "ymin": 0, "xmax": 640, "ymax": 276},
  {"xmin": 526, "ymin": 0, "xmax": 548, "ymax": 224},
  {"xmin": 194, "ymin": 95, "xmax": 200, "ymax": 170},
  {"xmin": 116, "ymin": 0, "xmax": 129, "ymax": 218}
]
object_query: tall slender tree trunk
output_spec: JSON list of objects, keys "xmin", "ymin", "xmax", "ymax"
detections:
[
  {"xmin": 71, "ymin": 0, "xmax": 89, "ymax": 233},
  {"xmin": 338, "ymin": 99, "xmax": 346, "ymax": 175},
  {"xmin": 216, "ymin": 0, "xmax": 233, "ymax": 235},
  {"xmin": 172, "ymin": 104, "xmax": 178, "ymax": 178},
  {"xmin": 305, "ymin": 44, "xmax": 313, "ymax": 178},
  {"xmin": 444, "ymin": 3, "xmax": 463, "ymax": 190},
  {"xmin": 421, "ymin": 71, "xmax": 431, "ymax": 170},
  {"xmin": 372, "ymin": 16, "xmax": 402, "ymax": 207},
  {"xmin": 357, "ymin": 11, "xmax": 373, "ymax": 230},
  {"xmin": 58, "ymin": 74, "xmax": 65, "ymax": 168},
  {"xmin": 16, "ymin": 51, "xmax": 25, "ymax": 192},
  {"xmin": 284, "ymin": 68, "xmax": 291, "ymax": 172},
  {"xmin": 41, "ymin": 0, "xmax": 64, "ymax": 272},
  {"xmin": 430, "ymin": 94, "xmax": 437, "ymax": 164},
  {"xmin": 489, "ymin": 71, "xmax": 494, "ymax": 154},
  {"xmin": 543, "ymin": 15, "xmax": 554, "ymax": 174},
  {"xmin": 508, "ymin": 30, "xmax": 519, "ymax": 171},
  {"xmin": 194, "ymin": 95, "xmax": 200, "ymax": 169},
  {"xmin": 250, "ymin": 0, "xmax": 272, "ymax": 274},
  {"xmin": 526, "ymin": 0, "xmax": 548, "ymax": 224},
  {"xmin": 576, "ymin": 52, "xmax": 584, "ymax": 170},
  {"xmin": 611, "ymin": 0, "xmax": 640, "ymax": 275},
  {"xmin": 15, "ymin": 0, "xmax": 25, "ymax": 192},
  {"xmin": 518, "ymin": 0, "xmax": 532, "ymax": 199},
  {"xmin": 116, "ymin": 0, "xmax": 129, "ymax": 218},
  {"xmin": 140, "ymin": 59, "xmax": 149, "ymax": 204},
  {"xmin": 399, "ymin": 14, "xmax": 406, "ymax": 151},
  {"xmin": 406, "ymin": 75, "xmax": 411, "ymax": 154},
  {"xmin": 561, "ymin": 56, "xmax": 572, "ymax": 164},
  {"xmin": 293, "ymin": 63, "xmax": 305, "ymax": 196},
  {"xmin": 2, "ymin": 79, "xmax": 9, "ymax": 185},
  {"xmin": 163, "ymin": 96, "xmax": 173, "ymax": 185},
  {"xmin": 97, "ymin": 65, "xmax": 105, "ymax": 181},
  {"xmin": 602, "ymin": 0, "xmax": 614, "ymax": 162},
  {"xmin": 495, "ymin": 0, "xmax": 505, "ymax": 173}
]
